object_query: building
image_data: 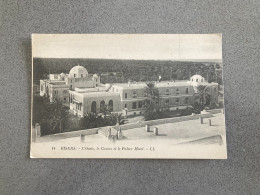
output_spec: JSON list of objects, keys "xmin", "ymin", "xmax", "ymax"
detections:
[
  {"xmin": 40, "ymin": 65, "xmax": 219, "ymax": 117},
  {"xmin": 109, "ymin": 75, "xmax": 218, "ymax": 116},
  {"xmin": 40, "ymin": 65, "xmax": 101, "ymax": 104}
]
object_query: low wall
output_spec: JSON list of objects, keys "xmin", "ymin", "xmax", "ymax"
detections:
[
  {"xmin": 42, "ymin": 127, "xmax": 99, "ymax": 140},
  {"xmin": 207, "ymin": 109, "xmax": 223, "ymax": 114},
  {"xmin": 115, "ymin": 112, "xmax": 214, "ymax": 131}
]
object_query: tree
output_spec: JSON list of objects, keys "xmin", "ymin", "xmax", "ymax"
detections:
[
  {"xmin": 109, "ymin": 113, "xmax": 126, "ymax": 125},
  {"xmin": 49, "ymin": 99, "xmax": 69, "ymax": 133},
  {"xmin": 32, "ymin": 96, "xmax": 69, "ymax": 135},
  {"xmin": 144, "ymin": 82, "xmax": 161, "ymax": 120},
  {"xmin": 193, "ymin": 85, "xmax": 211, "ymax": 112}
]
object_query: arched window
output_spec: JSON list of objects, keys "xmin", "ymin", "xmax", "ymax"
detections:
[
  {"xmin": 108, "ymin": 100, "xmax": 113, "ymax": 112},
  {"xmin": 91, "ymin": 101, "xmax": 96, "ymax": 113},
  {"xmin": 100, "ymin": 100, "xmax": 105, "ymax": 112},
  {"xmin": 125, "ymin": 93, "xmax": 127, "ymax": 99}
]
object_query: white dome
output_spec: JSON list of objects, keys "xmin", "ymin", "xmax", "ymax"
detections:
[
  {"xmin": 69, "ymin": 65, "xmax": 88, "ymax": 78},
  {"xmin": 190, "ymin": 75, "xmax": 205, "ymax": 83}
]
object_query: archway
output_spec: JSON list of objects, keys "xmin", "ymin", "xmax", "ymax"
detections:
[
  {"xmin": 108, "ymin": 100, "xmax": 113, "ymax": 112},
  {"xmin": 100, "ymin": 100, "xmax": 105, "ymax": 113},
  {"xmin": 91, "ymin": 101, "xmax": 96, "ymax": 113}
]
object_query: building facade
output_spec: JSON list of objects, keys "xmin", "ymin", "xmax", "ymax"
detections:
[
  {"xmin": 109, "ymin": 75, "xmax": 218, "ymax": 116},
  {"xmin": 39, "ymin": 65, "xmax": 219, "ymax": 117}
]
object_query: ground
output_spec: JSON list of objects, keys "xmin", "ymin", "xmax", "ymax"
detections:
[{"xmin": 32, "ymin": 113, "xmax": 227, "ymax": 159}]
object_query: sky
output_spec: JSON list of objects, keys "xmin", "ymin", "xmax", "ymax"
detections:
[{"xmin": 32, "ymin": 34, "xmax": 222, "ymax": 61}]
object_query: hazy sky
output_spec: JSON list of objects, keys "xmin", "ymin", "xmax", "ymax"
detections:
[{"xmin": 32, "ymin": 34, "xmax": 222, "ymax": 61}]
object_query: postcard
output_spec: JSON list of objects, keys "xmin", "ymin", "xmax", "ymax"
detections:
[{"xmin": 31, "ymin": 34, "xmax": 226, "ymax": 159}]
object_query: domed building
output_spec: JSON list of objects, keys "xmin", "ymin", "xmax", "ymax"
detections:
[
  {"xmin": 69, "ymin": 65, "xmax": 88, "ymax": 78},
  {"xmin": 40, "ymin": 64, "xmax": 102, "ymax": 105},
  {"xmin": 190, "ymin": 75, "xmax": 205, "ymax": 83}
]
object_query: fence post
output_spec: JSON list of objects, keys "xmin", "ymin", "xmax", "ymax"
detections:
[
  {"xmin": 154, "ymin": 127, "xmax": 158, "ymax": 135},
  {"xmin": 117, "ymin": 127, "xmax": 123, "ymax": 140},
  {"xmin": 146, "ymin": 125, "xmax": 150, "ymax": 132},
  {"xmin": 80, "ymin": 134, "xmax": 85, "ymax": 143},
  {"xmin": 107, "ymin": 128, "xmax": 111, "ymax": 138},
  {"xmin": 200, "ymin": 117, "xmax": 203, "ymax": 124}
]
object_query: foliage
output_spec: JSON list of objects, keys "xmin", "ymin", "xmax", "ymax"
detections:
[
  {"xmin": 144, "ymin": 82, "xmax": 161, "ymax": 121},
  {"xmin": 33, "ymin": 58, "xmax": 223, "ymax": 85},
  {"xmin": 79, "ymin": 111, "xmax": 126, "ymax": 130},
  {"xmin": 33, "ymin": 96, "xmax": 69, "ymax": 135},
  {"xmin": 192, "ymin": 85, "xmax": 211, "ymax": 112}
]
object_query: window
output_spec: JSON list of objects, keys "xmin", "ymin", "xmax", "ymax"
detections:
[
  {"xmin": 70, "ymin": 85, "xmax": 72, "ymax": 90},
  {"xmin": 165, "ymin": 99, "xmax": 169, "ymax": 106},
  {"xmin": 176, "ymin": 88, "xmax": 179, "ymax": 95},
  {"xmin": 125, "ymin": 104, "xmax": 127, "ymax": 108},
  {"xmin": 184, "ymin": 97, "xmax": 188, "ymax": 104},
  {"xmin": 91, "ymin": 101, "xmax": 96, "ymax": 113},
  {"xmin": 176, "ymin": 98, "xmax": 179, "ymax": 103},
  {"xmin": 54, "ymin": 75, "xmax": 58, "ymax": 79},
  {"xmin": 81, "ymin": 74, "xmax": 83, "ymax": 78},
  {"xmin": 165, "ymin": 89, "xmax": 170, "ymax": 95},
  {"xmin": 74, "ymin": 74, "xmax": 76, "ymax": 78},
  {"xmin": 133, "ymin": 90, "xmax": 137, "ymax": 98},
  {"xmin": 138, "ymin": 101, "xmax": 142, "ymax": 108},
  {"xmin": 186, "ymin": 88, "xmax": 189, "ymax": 94},
  {"xmin": 125, "ymin": 93, "xmax": 127, "ymax": 99},
  {"xmin": 64, "ymin": 97, "xmax": 66, "ymax": 101},
  {"xmin": 132, "ymin": 102, "xmax": 137, "ymax": 109},
  {"xmin": 100, "ymin": 100, "xmax": 105, "ymax": 112},
  {"xmin": 63, "ymin": 90, "xmax": 67, "ymax": 93},
  {"xmin": 108, "ymin": 100, "xmax": 113, "ymax": 112}
]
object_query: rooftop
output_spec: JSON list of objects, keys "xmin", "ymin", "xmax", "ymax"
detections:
[
  {"xmin": 112, "ymin": 80, "xmax": 218, "ymax": 89},
  {"xmin": 71, "ymin": 91, "xmax": 120, "ymax": 98},
  {"xmin": 112, "ymin": 80, "xmax": 191, "ymax": 89}
]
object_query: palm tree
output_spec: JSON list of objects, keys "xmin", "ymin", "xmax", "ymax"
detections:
[
  {"xmin": 144, "ymin": 82, "xmax": 161, "ymax": 120},
  {"xmin": 49, "ymin": 99, "xmax": 69, "ymax": 133},
  {"xmin": 193, "ymin": 85, "xmax": 211, "ymax": 111}
]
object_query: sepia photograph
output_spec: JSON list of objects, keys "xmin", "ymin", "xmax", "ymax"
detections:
[{"xmin": 31, "ymin": 34, "xmax": 226, "ymax": 159}]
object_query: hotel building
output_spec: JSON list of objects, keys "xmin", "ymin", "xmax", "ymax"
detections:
[{"xmin": 40, "ymin": 65, "xmax": 219, "ymax": 117}]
